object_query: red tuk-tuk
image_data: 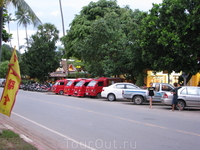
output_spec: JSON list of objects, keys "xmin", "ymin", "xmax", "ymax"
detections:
[
  {"xmin": 85, "ymin": 77, "xmax": 124, "ymax": 98},
  {"xmin": 64, "ymin": 78, "xmax": 85, "ymax": 96},
  {"xmin": 52, "ymin": 79, "xmax": 75, "ymax": 95},
  {"xmin": 73, "ymin": 78, "xmax": 93, "ymax": 97}
]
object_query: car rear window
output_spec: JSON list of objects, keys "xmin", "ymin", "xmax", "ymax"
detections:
[
  {"xmin": 115, "ymin": 84, "xmax": 124, "ymax": 89},
  {"xmin": 187, "ymin": 87, "xmax": 198, "ymax": 95},
  {"xmin": 162, "ymin": 85, "xmax": 173, "ymax": 91},
  {"xmin": 126, "ymin": 84, "xmax": 138, "ymax": 89}
]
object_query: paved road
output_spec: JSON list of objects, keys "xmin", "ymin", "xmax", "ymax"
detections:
[{"xmin": 1, "ymin": 88, "xmax": 200, "ymax": 150}]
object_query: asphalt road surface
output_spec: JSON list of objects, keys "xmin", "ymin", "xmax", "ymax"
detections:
[{"xmin": 1, "ymin": 88, "xmax": 200, "ymax": 150}]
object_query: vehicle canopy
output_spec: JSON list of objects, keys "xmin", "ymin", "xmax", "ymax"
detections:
[
  {"xmin": 85, "ymin": 77, "xmax": 124, "ymax": 98},
  {"xmin": 66, "ymin": 78, "xmax": 86, "ymax": 86},
  {"xmin": 87, "ymin": 77, "xmax": 124, "ymax": 87},
  {"xmin": 75, "ymin": 78, "xmax": 93, "ymax": 87}
]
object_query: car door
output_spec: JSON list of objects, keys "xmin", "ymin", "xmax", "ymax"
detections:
[
  {"xmin": 124, "ymin": 84, "xmax": 139, "ymax": 97},
  {"xmin": 197, "ymin": 87, "xmax": 200, "ymax": 106},
  {"xmin": 160, "ymin": 83, "xmax": 174, "ymax": 101},
  {"xmin": 113, "ymin": 84, "xmax": 125, "ymax": 99},
  {"xmin": 153, "ymin": 83, "xmax": 162, "ymax": 102},
  {"xmin": 181, "ymin": 87, "xmax": 199, "ymax": 106}
]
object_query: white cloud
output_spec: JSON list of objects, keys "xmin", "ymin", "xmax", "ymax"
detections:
[
  {"xmin": 35, "ymin": 12, "xmax": 43, "ymax": 17},
  {"xmin": 51, "ymin": 11, "xmax": 60, "ymax": 16}
]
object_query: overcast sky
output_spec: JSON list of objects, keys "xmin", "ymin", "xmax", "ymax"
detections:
[{"xmin": 5, "ymin": 0, "xmax": 163, "ymax": 53}]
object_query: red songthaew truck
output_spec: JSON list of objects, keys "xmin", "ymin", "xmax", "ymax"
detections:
[
  {"xmin": 73, "ymin": 78, "xmax": 93, "ymax": 97},
  {"xmin": 64, "ymin": 78, "xmax": 85, "ymax": 96},
  {"xmin": 51, "ymin": 79, "xmax": 75, "ymax": 95},
  {"xmin": 85, "ymin": 77, "xmax": 124, "ymax": 98}
]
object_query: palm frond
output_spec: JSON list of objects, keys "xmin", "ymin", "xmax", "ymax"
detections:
[{"xmin": 4, "ymin": 0, "xmax": 42, "ymax": 27}]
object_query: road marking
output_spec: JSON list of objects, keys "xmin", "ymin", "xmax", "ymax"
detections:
[
  {"xmin": 12, "ymin": 112, "xmax": 97, "ymax": 150},
  {"xmin": 176, "ymin": 130, "xmax": 200, "ymax": 136},
  {"xmin": 4, "ymin": 124, "xmax": 14, "ymax": 130},
  {"xmin": 17, "ymin": 96, "xmax": 200, "ymax": 137},
  {"xmin": 20, "ymin": 134, "xmax": 33, "ymax": 143}
]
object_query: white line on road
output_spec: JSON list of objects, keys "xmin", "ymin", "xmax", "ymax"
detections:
[{"xmin": 12, "ymin": 112, "xmax": 97, "ymax": 150}]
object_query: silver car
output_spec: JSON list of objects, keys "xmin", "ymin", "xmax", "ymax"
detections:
[{"xmin": 161, "ymin": 86, "xmax": 200, "ymax": 109}]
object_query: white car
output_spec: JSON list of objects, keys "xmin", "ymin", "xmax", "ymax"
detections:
[{"xmin": 101, "ymin": 82, "xmax": 140, "ymax": 101}]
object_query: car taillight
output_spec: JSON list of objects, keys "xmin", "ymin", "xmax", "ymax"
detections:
[
  {"xmin": 122, "ymin": 90, "xmax": 124, "ymax": 94},
  {"xmin": 163, "ymin": 93, "xmax": 168, "ymax": 98}
]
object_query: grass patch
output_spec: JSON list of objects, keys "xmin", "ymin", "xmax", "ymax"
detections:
[{"xmin": 0, "ymin": 130, "xmax": 38, "ymax": 150}]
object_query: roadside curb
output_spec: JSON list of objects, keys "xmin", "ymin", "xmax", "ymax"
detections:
[
  {"xmin": 0, "ymin": 119, "xmax": 46, "ymax": 150},
  {"xmin": 0, "ymin": 114, "xmax": 65, "ymax": 150}
]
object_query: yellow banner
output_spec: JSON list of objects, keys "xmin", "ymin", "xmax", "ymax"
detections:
[{"xmin": 0, "ymin": 47, "xmax": 21, "ymax": 117}]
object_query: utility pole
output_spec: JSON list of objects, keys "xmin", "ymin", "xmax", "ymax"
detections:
[{"xmin": 59, "ymin": 0, "xmax": 65, "ymax": 36}]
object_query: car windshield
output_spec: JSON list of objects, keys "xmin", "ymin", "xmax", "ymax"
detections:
[
  {"xmin": 75, "ymin": 81, "xmax": 84, "ymax": 87},
  {"xmin": 87, "ymin": 81, "xmax": 97, "ymax": 87},
  {"xmin": 54, "ymin": 82, "xmax": 59, "ymax": 85},
  {"xmin": 66, "ymin": 80, "xmax": 73, "ymax": 86}
]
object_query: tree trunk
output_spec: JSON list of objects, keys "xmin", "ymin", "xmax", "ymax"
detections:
[
  {"xmin": 17, "ymin": 24, "xmax": 20, "ymax": 52},
  {"xmin": 7, "ymin": 21, "xmax": 12, "ymax": 48},
  {"xmin": 25, "ymin": 25, "xmax": 29, "ymax": 47},
  {"xmin": 186, "ymin": 73, "xmax": 193, "ymax": 84}
]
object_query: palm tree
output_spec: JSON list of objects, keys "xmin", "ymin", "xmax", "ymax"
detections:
[
  {"xmin": 15, "ymin": 8, "xmax": 32, "ymax": 47},
  {"xmin": 0, "ymin": 0, "xmax": 42, "ymax": 62},
  {"xmin": 4, "ymin": 13, "xmax": 14, "ymax": 47}
]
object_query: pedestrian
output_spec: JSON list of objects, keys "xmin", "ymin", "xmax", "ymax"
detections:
[
  {"xmin": 143, "ymin": 83, "xmax": 147, "ymax": 89},
  {"xmin": 170, "ymin": 82, "xmax": 182, "ymax": 111},
  {"xmin": 147, "ymin": 82, "xmax": 155, "ymax": 109}
]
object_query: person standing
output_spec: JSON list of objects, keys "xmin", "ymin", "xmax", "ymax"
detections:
[
  {"xmin": 147, "ymin": 82, "xmax": 155, "ymax": 109},
  {"xmin": 170, "ymin": 82, "xmax": 182, "ymax": 111}
]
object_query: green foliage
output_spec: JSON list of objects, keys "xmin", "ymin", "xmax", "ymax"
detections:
[
  {"xmin": 1, "ymin": 44, "xmax": 21, "ymax": 61},
  {"xmin": 67, "ymin": 72, "xmax": 89, "ymax": 78},
  {"xmin": 61, "ymin": 0, "xmax": 121, "ymax": 59},
  {"xmin": 1, "ymin": 44, "xmax": 12, "ymax": 61},
  {"xmin": 0, "ymin": 60, "xmax": 9, "ymax": 78},
  {"xmin": 141, "ymin": 0, "xmax": 200, "ymax": 74},
  {"xmin": 21, "ymin": 23, "xmax": 61, "ymax": 82},
  {"xmin": 2, "ymin": 7, "xmax": 12, "ymax": 42}
]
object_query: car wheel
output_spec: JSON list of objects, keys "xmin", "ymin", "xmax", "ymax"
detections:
[
  {"xmin": 59, "ymin": 90, "xmax": 64, "ymax": 95},
  {"xmin": 96, "ymin": 93, "xmax": 102, "ymax": 99},
  {"xmin": 107, "ymin": 94, "xmax": 116, "ymax": 101},
  {"xmin": 133, "ymin": 96, "xmax": 143, "ymax": 105},
  {"xmin": 176, "ymin": 100, "xmax": 185, "ymax": 110}
]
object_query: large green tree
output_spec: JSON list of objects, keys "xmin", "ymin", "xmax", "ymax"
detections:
[
  {"xmin": 21, "ymin": 23, "xmax": 61, "ymax": 82},
  {"xmin": 141, "ymin": 0, "xmax": 200, "ymax": 74},
  {"xmin": 0, "ymin": 60, "xmax": 9, "ymax": 78},
  {"xmin": 61, "ymin": 0, "xmax": 121, "ymax": 59},
  {"xmin": 61, "ymin": 0, "xmax": 147, "ymax": 82}
]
